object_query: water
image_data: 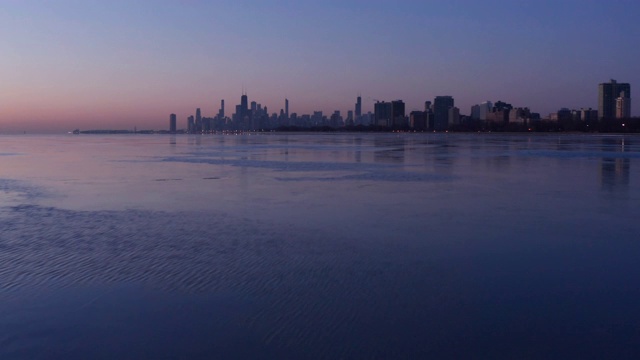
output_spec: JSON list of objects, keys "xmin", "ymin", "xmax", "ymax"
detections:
[{"xmin": 1, "ymin": 133, "xmax": 639, "ymax": 359}]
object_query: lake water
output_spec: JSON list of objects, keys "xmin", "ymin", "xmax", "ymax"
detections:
[{"xmin": 1, "ymin": 133, "xmax": 639, "ymax": 359}]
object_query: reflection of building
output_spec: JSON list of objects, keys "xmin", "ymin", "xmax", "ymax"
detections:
[
  {"xmin": 599, "ymin": 79, "xmax": 631, "ymax": 120},
  {"xmin": 373, "ymin": 136, "xmax": 405, "ymax": 164},
  {"xmin": 600, "ymin": 138, "xmax": 631, "ymax": 192}
]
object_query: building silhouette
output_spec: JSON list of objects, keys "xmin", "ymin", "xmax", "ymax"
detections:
[
  {"xmin": 285, "ymin": 98, "xmax": 289, "ymax": 120},
  {"xmin": 433, "ymin": 96, "xmax": 454, "ymax": 131},
  {"xmin": 391, "ymin": 100, "xmax": 406, "ymax": 127},
  {"xmin": 169, "ymin": 113, "xmax": 177, "ymax": 132},
  {"xmin": 599, "ymin": 79, "xmax": 631, "ymax": 120}
]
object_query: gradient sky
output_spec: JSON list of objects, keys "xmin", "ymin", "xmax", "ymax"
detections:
[{"xmin": 1, "ymin": 0, "xmax": 639, "ymax": 132}]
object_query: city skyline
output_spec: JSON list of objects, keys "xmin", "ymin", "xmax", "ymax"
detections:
[{"xmin": 2, "ymin": 1, "xmax": 640, "ymax": 133}]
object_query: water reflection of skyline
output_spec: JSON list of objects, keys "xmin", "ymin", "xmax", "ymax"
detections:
[
  {"xmin": 600, "ymin": 137, "xmax": 631, "ymax": 192},
  {"xmin": 373, "ymin": 136, "xmax": 406, "ymax": 164}
]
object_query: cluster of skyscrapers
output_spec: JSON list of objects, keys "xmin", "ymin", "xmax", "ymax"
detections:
[{"xmin": 169, "ymin": 80, "xmax": 632, "ymax": 133}]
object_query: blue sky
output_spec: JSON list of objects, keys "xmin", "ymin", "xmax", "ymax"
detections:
[{"xmin": 1, "ymin": 0, "xmax": 639, "ymax": 131}]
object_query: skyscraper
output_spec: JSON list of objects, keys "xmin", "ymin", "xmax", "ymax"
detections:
[
  {"xmin": 433, "ymin": 96, "xmax": 454, "ymax": 131},
  {"xmin": 169, "ymin": 113, "xmax": 177, "ymax": 132},
  {"xmin": 355, "ymin": 96, "xmax": 362, "ymax": 118},
  {"xmin": 374, "ymin": 101, "xmax": 392, "ymax": 127},
  {"xmin": 195, "ymin": 108, "xmax": 202, "ymax": 132},
  {"xmin": 187, "ymin": 115, "xmax": 194, "ymax": 133},
  {"xmin": 241, "ymin": 93, "xmax": 248, "ymax": 119},
  {"xmin": 285, "ymin": 99, "xmax": 289, "ymax": 120},
  {"xmin": 391, "ymin": 100, "xmax": 406, "ymax": 127},
  {"xmin": 599, "ymin": 79, "xmax": 631, "ymax": 120},
  {"xmin": 219, "ymin": 100, "xmax": 225, "ymax": 118}
]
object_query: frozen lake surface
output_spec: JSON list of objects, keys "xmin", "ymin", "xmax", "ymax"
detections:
[{"xmin": 1, "ymin": 133, "xmax": 640, "ymax": 359}]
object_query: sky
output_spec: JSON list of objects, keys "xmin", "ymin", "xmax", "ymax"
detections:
[{"xmin": 1, "ymin": 0, "xmax": 639, "ymax": 132}]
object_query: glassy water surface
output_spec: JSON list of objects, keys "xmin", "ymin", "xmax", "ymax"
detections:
[{"xmin": 1, "ymin": 133, "xmax": 639, "ymax": 359}]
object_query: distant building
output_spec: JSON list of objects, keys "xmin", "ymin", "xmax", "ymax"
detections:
[
  {"xmin": 616, "ymin": 91, "xmax": 631, "ymax": 119},
  {"xmin": 355, "ymin": 96, "xmax": 362, "ymax": 118},
  {"xmin": 374, "ymin": 101, "xmax": 392, "ymax": 127},
  {"xmin": 581, "ymin": 108, "xmax": 598, "ymax": 123},
  {"xmin": 433, "ymin": 96, "xmax": 454, "ymax": 131},
  {"xmin": 195, "ymin": 108, "xmax": 202, "ymax": 132},
  {"xmin": 509, "ymin": 107, "xmax": 530, "ymax": 124},
  {"xmin": 410, "ymin": 111, "xmax": 427, "ymax": 130},
  {"xmin": 448, "ymin": 106, "xmax": 460, "ymax": 126},
  {"xmin": 169, "ymin": 113, "xmax": 177, "ymax": 132},
  {"xmin": 556, "ymin": 108, "xmax": 572, "ymax": 122},
  {"xmin": 187, "ymin": 115, "xmax": 194, "ymax": 133},
  {"xmin": 373, "ymin": 100, "xmax": 405, "ymax": 127},
  {"xmin": 285, "ymin": 98, "xmax": 289, "ymax": 120},
  {"xmin": 599, "ymin": 79, "xmax": 630, "ymax": 120},
  {"xmin": 471, "ymin": 101, "xmax": 493, "ymax": 120},
  {"xmin": 391, "ymin": 100, "xmax": 406, "ymax": 127}
]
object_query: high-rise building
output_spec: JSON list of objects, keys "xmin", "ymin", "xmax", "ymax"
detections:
[
  {"xmin": 241, "ymin": 93, "xmax": 248, "ymax": 119},
  {"xmin": 285, "ymin": 99, "xmax": 289, "ymax": 120},
  {"xmin": 187, "ymin": 115, "xmax": 194, "ymax": 133},
  {"xmin": 355, "ymin": 96, "xmax": 362, "ymax": 118},
  {"xmin": 471, "ymin": 101, "xmax": 493, "ymax": 120},
  {"xmin": 410, "ymin": 111, "xmax": 427, "ymax": 130},
  {"xmin": 391, "ymin": 100, "xmax": 406, "ymax": 127},
  {"xmin": 448, "ymin": 106, "xmax": 460, "ymax": 126},
  {"xmin": 195, "ymin": 108, "xmax": 202, "ymax": 132},
  {"xmin": 374, "ymin": 100, "xmax": 405, "ymax": 127},
  {"xmin": 219, "ymin": 100, "xmax": 225, "ymax": 118},
  {"xmin": 169, "ymin": 113, "xmax": 177, "ymax": 132},
  {"xmin": 599, "ymin": 79, "xmax": 631, "ymax": 120},
  {"xmin": 374, "ymin": 101, "xmax": 393, "ymax": 127},
  {"xmin": 616, "ymin": 91, "xmax": 631, "ymax": 119},
  {"xmin": 433, "ymin": 96, "xmax": 454, "ymax": 131}
]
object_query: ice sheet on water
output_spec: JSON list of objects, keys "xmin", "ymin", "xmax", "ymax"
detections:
[
  {"xmin": 161, "ymin": 155, "xmax": 393, "ymax": 172},
  {"xmin": 275, "ymin": 171, "xmax": 454, "ymax": 182}
]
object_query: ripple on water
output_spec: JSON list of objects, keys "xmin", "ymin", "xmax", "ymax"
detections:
[{"xmin": 0, "ymin": 201, "xmax": 453, "ymax": 358}]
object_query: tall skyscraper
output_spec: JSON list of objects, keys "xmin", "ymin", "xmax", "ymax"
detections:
[
  {"xmin": 241, "ymin": 93, "xmax": 248, "ymax": 114},
  {"xmin": 355, "ymin": 96, "xmax": 362, "ymax": 118},
  {"xmin": 187, "ymin": 115, "xmax": 194, "ymax": 133},
  {"xmin": 285, "ymin": 99, "xmax": 289, "ymax": 119},
  {"xmin": 433, "ymin": 96, "xmax": 454, "ymax": 131},
  {"xmin": 219, "ymin": 100, "xmax": 225, "ymax": 118},
  {"xmin": 391, "ymin": 100, "xmax": 405, "ymax": 127},
  {"xmin": 195, "ymin": 108, "xmax": 202, "ymax": 132},
  {"xmin": 599, "ymin": 79, "xmax": 631, "ymax": 120},
  {"xmin": 169, "ymin": 113, "xmax": 177, "ymax": 132},
  {"xmin": 374, "ymin": 101, "xmax": 393, "ymax": 127}
]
